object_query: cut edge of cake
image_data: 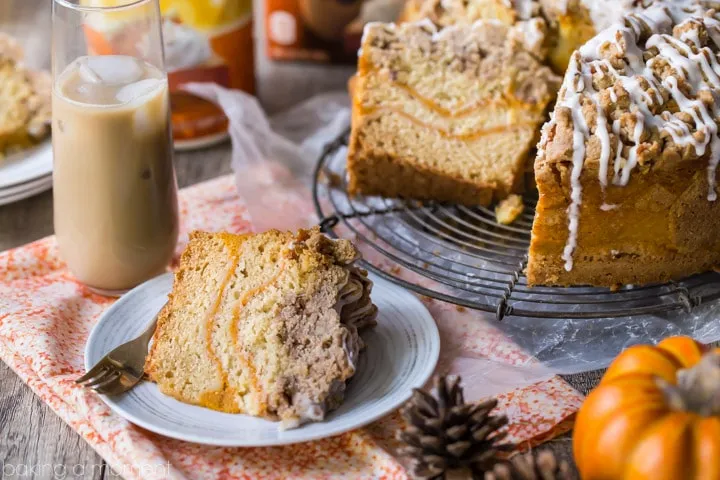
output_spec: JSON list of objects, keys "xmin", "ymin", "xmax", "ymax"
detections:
[{"xmin": 347, "ymin": 19, "xmax": 561, "ymax": 206}]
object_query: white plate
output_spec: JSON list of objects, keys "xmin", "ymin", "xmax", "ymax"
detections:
[
  {"xmin": 85, "ymin": 272, "xmax": 440, "ymax": 446},
  {"xmin": 0, "ymin": 141, "xmax": 53, "ymax": 189},
  {"xmin": 0, "ymin": 173, "xmax": 52, "ymax": 197},
  {"xmin": 0, "ymin": 175, "xmax": 53, "ymax": 206}
]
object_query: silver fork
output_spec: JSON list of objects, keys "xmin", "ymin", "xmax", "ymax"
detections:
[{"xmin": 76, "ymin": 311, "xmax": 160, "ymax": 395}]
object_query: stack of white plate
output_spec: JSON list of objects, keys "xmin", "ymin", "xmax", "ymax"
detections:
[{"xmin": 0, "ymin": 142, "xmax": 53, "ymax": 206}]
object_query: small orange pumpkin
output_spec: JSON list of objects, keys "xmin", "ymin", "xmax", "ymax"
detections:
[{"xmin": 573, "ymin": 336, "xmax": 720, "ymax": 480}]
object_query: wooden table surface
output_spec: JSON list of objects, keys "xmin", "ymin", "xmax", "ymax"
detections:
[{"xmin": 0, "ymin": 1, "xmax": 605, "ymax": 478}]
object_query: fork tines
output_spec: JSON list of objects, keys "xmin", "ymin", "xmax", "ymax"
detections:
[{"xmin": 76, "ymin": 364, "xmax": 122, "ymax": 392}]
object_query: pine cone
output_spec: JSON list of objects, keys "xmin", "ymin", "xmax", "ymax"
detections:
[
  {"xmin": 485, "ymin": 450, "xmax": 572, "ymax": 480},
  {"xmin": 397, "ymin": 375, "xmax": 511, "ymax": 479}
]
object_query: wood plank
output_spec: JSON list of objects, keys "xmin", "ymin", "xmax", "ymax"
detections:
[{"xmin": 0, "ymin": 362, "xmax": 105, "ymax": 480}]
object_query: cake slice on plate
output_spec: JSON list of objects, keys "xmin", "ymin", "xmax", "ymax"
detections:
[
  {"xmin": 527, "ymin": 4, "xmax": 720, "ymax": 287},
  {"xmin": 347, "ymin": 20, "xmax": 560, "ymax": 206},
  {"xmin": 145, "ymin": 228, "xmax": 377, "ymax": 428}
]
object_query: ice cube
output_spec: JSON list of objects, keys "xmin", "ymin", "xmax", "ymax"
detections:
[
  {"xmin": 78, "ymin": 60, "xmax": 102, "ymax": 84},
  {"xmin": 82, "ymin": 55, "xmax": 144, "ymax": 85},
  {"xmin": 115, "ymin": 78, "xmax": 162, "ymax": 104}
]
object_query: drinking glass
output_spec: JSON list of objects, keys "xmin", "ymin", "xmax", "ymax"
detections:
[{"xmin": 52, "ymin": 0, "xmax": 179, "ymax": 296}]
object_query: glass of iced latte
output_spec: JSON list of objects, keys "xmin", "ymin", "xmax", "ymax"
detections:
[{"xmin": 52, "ymin": 0, "xmax": 179, "ymax": 296}]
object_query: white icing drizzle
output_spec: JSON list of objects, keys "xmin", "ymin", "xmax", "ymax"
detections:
[
  {"xmin": 558, "ymin": 54, "xmax": 592, "ymax": 271},
  {"xmin": 681, "ymin": 19, "xmax": 704, "ymax": 47},
  {"xmin": 511, "ymin": 0, "xmax": 537, "ymax": 20},
  {"xmin": 704, "ymin": 15, "xmax": 720, "ymax": 46},
  {"xmin": 512, "ymin": 18, "xmax": 547, "ymax": 53},
  {"xmin": 646, "ymin": 30, "xmax": 720, "ymax": 200},
  {"xmin": 596, "ymin": 101, "xmax": 612, "ymax": 188},
  {"xmin": 619, "ymin": 111, "xmax": 645, "ymax": 186},
  {"xmin": 545, "ymin": 2, "xmax": 720, "ymax": 271},
  {"xmin": 581, "ymin": 0, "xmax": 648, "ymax": 32}
]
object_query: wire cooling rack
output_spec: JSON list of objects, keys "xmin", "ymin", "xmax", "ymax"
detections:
[{"xmin": 312, "ymin": 129, "xmax": 720, "ymax": 321}]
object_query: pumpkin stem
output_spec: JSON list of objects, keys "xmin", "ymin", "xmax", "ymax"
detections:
[{"xmin": 659, "ymin": 352, "xmax": 720, "ymax": 416}]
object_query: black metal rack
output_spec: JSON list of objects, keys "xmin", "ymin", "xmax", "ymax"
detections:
[{"xmin": 312, "ymin": 129, "xmax": 720, "ymax": 321}]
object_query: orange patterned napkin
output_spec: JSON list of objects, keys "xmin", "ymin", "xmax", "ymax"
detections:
[{"xmin": 0, "ymin": 175, "xmax": 582, "ymax": 479}]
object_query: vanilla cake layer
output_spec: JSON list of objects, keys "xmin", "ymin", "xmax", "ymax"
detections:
[
  {"xmin": 145, "ymin": 228, "xmax": 377, "ymax": 427},
  {"xmin": 348, "ymin": 20, "xmax": 560, "ymax": 206},
  {"xmin": 350, "ymin": 112, "xmax": 540, "ymax": 204}
]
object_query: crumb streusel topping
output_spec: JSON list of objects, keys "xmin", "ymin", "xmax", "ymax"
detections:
[
  {"xmin": 413, "ymin": 0, "xmax": 541, "ymax": 28},
  {"xmin": 361, "ymin": 18, "xmax": 558, "ymax": 107},
  {"xmin": 538, "ymin": 0, "xmax": 720, "ymax": 271}
]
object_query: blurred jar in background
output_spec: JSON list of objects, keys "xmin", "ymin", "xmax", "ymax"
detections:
[
  {"xmin": 257, "ymin": 0, "xmax": 405, "ymax": 113},
  {"xmin": 82, "ymin": 0, "xmax": 255, "ymax": 149},
  {"xmin": 1, "ymin": 0, "xmax": 254, "ymax": 149}
]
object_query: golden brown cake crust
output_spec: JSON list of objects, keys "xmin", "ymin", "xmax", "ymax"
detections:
[
  {"xmin": 348, "ymin": 146, "xmax": 496, "ymax": 205},
  {"xmin": 528, "ymin": 4, "xmax": 720, "ymax": 287},
  {"xmin": 347, "ymin": 20, "xmax": 560, "ymax": 206}
]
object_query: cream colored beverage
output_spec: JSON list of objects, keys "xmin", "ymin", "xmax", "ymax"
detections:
[{"xmin": 52, "ymin": 55, "xmax": 178, "ymax": 294}]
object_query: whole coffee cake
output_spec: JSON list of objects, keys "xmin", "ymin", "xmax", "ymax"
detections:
[
  {"xmin": 145, "ymin": 228, "xmax": 377, "ymax": 428},
  {"xmin": 528, "ymin": 2, "xmax": 720, "ymax": 286}
]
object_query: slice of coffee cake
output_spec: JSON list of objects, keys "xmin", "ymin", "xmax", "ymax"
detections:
[
  {"xmin": 145, "ymin": 228, "xmax": 377, "ymax": 428},
  {"xmin": 347, "ymin": 20, "xmax": 560, "ymax": 206}
]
